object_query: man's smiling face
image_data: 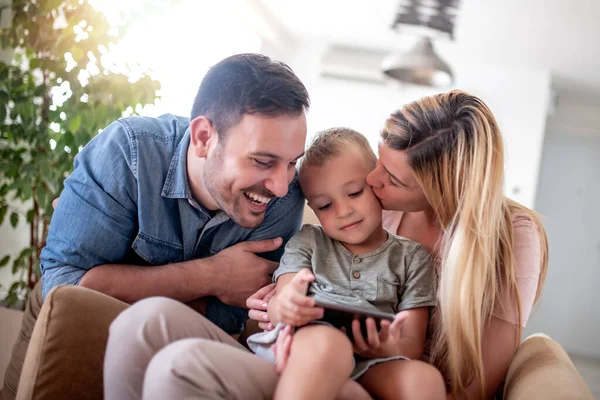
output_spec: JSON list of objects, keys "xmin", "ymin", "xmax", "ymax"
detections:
[{"xmin": 201, "ymin": 113, "xmax": 307, "ymax": 228}]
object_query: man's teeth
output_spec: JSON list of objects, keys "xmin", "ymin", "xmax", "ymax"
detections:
[{"xmin": 245, "ymin": 192, "xmax": 271, "ymax": 204}]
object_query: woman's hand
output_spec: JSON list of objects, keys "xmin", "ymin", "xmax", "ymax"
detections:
[
  {"xmin": 270, "ymin": 269, "xmax": 324, "ymax": 326},
  {"xmin": 247, "ymin": 283, "xmax": 277, "ymax": 330},
  {"xmin": 351, "ymin": 311, "xmax": 409, "ymax": 359}
]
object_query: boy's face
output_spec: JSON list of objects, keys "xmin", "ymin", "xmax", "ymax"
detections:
[{"xmin": 301, "ymin": 150, "xmax": 383, "ymax": 248}]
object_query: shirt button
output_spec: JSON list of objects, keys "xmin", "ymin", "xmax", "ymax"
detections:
[
  {"xmin": 352, "ymin": 271, "xmax": 361, "ymax": 279},
  {"xmin": 354, "ymin": 257, "xmax": 361, "ymax": 263}
]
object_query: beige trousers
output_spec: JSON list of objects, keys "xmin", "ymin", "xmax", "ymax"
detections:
[{"xmin": 104, "ymin": 297, "xmax": 279, "ymax": 400}]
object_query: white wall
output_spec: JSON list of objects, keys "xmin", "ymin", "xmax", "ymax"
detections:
[
  {"xmin": 271, "ymin": 39, "xmax": 552, "ymax": 209},
  {"xmin": 524, "ymin": 131, "xmax": 600, "ymax": 357}
]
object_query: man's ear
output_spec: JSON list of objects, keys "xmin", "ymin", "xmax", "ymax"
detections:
[{"xmin": 190, "ymin": 116, "xmax": 218, "ymax": 158}]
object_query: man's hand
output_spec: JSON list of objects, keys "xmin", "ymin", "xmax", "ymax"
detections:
[
  {"xmin": 210, "ymin": 238, "xmax": 282, "ymax": 308},
  {"xmin": 270, "ymin": 269, "xmax": 323, "ymax": 326},
  {"xmin": 351, "ymin": 311, "xmax": 409, "ymax": 359},
  {"xmin": 247, "ymin": 283, "xmax": 277, "ymax": 330}
]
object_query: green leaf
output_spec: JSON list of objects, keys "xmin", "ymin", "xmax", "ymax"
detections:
[
  {"xmin": 0, "ymin": 91, "xmax": 8, "ymax": 103},
  {"xmin": 12, "ymin": 256, "xmax": 24, "ymax": 274},
  {"xmin": 0, "ymin": 255, "xmax": 9, "ymax": 268},
  {"xmin": 68, "ymin": 115, "xmax": 82, "ymax": 133},
  {"xmin": 26, "ymin": 209, "xmax": 35, "ymax": 223},
  {"xmin": 0, "ymin": 105, "xmax": 6, "ymax": 122},
  {"xmin": 5, "ymin": 292, "xmax": 19, "ymax": 308},
  {"xmin": 0, "ymin": 205, "xmax": 7, "ymax": 225},
  {"xmin": 18, "ymin": 247, "xmax": 35, "ymax": 260},
  {"xmin": 10, "ymin": 212, "xmax": 18, "ymax": 228}
]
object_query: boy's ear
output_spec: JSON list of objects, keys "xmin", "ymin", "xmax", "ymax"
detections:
[{"xmin": 190, "ymin": 116, "xmax": 218, "ymax": 158}]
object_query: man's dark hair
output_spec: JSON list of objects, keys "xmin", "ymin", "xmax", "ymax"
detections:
[{"xmin": 191, "ymin": 53, "xmax": 310, "ymax": 139}]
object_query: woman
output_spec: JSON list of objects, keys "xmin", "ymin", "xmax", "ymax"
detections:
[
  {"xmin": 254, "ymin": 90, "xmax": 548, "ymax": 399},
  {"xmin": 365, "ymin": 89, "xmax": 548, "ymax": 398}
]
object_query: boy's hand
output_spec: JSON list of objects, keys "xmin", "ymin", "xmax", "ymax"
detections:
[
  {"xmin": 351, "ymin": 311, "xmax": 409, "ymax": 359},
  {"xmin": 271, "ymin": 269, "xmax": 324, "ymax": 326}
]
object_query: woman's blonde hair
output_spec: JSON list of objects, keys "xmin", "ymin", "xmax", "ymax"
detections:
[{"xmin": 381, "ymin": 90, "xmax": 548, "ymax": 398}]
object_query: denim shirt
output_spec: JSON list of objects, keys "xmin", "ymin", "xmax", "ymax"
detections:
[{"xmin": 40, "ymin": 114, "xmax": 305, "ymax": 333}]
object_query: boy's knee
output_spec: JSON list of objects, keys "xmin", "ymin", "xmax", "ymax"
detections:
[
  {"xmin": 399, "ymin": 361, "xmax": 445, "ymax": 398},
  {"xmin": 295, "ymin": 325, "xmax": 353, "ymax": 365}
]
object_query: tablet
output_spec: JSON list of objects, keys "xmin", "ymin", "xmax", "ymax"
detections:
[{"xmin": 314, "ymin": 299, "xmax": 396, "ymax": 341}]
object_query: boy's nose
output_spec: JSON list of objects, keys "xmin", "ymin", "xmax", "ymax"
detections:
[{"xmin": 336, "ymin": 202, "xmax": 353, "ymax": 218}]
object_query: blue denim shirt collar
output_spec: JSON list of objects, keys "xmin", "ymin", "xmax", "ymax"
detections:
[
  {"xmin": 161, "ymin": 128, "xmax": 192, "ymax": 200},
  {"xmin": 161, "ymin": 128, "xmax": 224, "ymax": 217}
]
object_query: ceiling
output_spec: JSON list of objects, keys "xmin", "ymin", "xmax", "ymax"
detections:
[{"xmin": 260, "ymin": 0, "xmax": 600, "ymax": 109}]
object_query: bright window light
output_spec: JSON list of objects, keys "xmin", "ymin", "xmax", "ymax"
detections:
[{"xmin": 96, "ymin": 0, "xmax": 262, "ymax": 117}]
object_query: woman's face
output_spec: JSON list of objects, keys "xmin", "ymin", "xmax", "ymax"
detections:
[{"xmin": 366, "ymin": 144, "xmax": 431, "ymax": 212}]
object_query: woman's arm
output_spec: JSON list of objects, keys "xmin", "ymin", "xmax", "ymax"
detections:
[
  {"xmin": 451, "ymin": 215, "xmax": 544, "ymax": 399},
  {"xmin": 451, "ymin": 317, "xmax": 519, "ymax": 399}
]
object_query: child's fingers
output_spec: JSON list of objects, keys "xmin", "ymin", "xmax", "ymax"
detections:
[
  {"xmin": 279, "ymin": 301, "xmax": 323, "ymax": 326},
  {"xmin": 283, "ymin": 298, "xmax": 323, "ymax": 319},
  {"xmin": 352, "ymin": 319, "xmax": 369, "ymax": 352},
  {"xmin": 378, "ymin": 320, "xmax": 391, "ymax": 342},
  {"xmin": 289, "ymin": 291, "xmax": 317, "ymax": 308},
  {"xmin": 290, "ymin": 268, "xmax": 315, "ymax": 288},
  {"xmin": 365, "ymin": 318, "xmax": 380, "ymax": 348}
]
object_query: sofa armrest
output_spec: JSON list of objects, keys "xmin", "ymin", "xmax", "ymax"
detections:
[
  {"xmin": 504, "ymin": 333, "xmax": 594, "ymax": 400},
  {"xmin": 17, "ymin": 285, "xmax": 129, "ymax": 400}
]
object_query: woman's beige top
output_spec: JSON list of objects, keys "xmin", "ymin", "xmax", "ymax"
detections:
[{"xmin": 382, "ymin": 210, "xmax": 542, "ymax": 328}]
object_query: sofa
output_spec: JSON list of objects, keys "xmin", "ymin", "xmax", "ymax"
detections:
[{"xmin": 12, "ymin": 284, "xmax": 595, "ymax": 400}]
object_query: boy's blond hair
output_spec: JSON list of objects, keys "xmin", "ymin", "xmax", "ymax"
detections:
[{"xmin": 298, "ymin": 128, "xmax": 376, "ymax": 175}]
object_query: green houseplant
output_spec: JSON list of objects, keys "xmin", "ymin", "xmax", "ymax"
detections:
[{"xmin": 0, "ymin": 0, "xmax": 160, "ymax": 307}]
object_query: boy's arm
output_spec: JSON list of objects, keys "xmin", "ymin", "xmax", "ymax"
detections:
[
  {"xmin": 267, "ymin": 272, "xmax": 297, "ymax": 324},
  {"xmin": 388, "ymin": 306, "xmax": 429, "ymax": 359},
  {"xmin": 268, "ymin": 269, "xmax": 323, "ymax": 326}
]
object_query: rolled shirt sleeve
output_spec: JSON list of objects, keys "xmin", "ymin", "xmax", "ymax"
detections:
[{"xmin": 40, "ymin": 120, "xmax": 138, "ymax": 299}]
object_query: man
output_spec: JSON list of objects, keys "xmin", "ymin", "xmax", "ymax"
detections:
[{"xmin": 2, "ymin": 53, "xmax": 309, "ymax": 399}]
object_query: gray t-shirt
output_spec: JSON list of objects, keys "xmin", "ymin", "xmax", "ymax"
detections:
[{"xmin": 273, "ymin": 224, "xmax": 437, "ymax": 314}]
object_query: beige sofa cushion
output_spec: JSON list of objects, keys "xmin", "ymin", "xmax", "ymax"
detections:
[
  {"xmin": 17, "ymin": 286, "xmax": 128, "ymax": 400},
  {"xmin": 504, "ymin": 333, "xmax": 594, "ymax": 399}
]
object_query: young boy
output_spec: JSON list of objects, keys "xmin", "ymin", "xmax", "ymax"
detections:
[{"xmin": 247, "ymin": 128, "xmax": 437, "ymax": 400}]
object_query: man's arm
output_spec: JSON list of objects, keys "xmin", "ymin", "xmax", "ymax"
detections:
[
  {"xmin": 78, "ymin": 238, "xmax": 281, "ymax": 305},
  {"xmin": 41, "ymin": 120, "xmax": 278, "ymax": 305}
]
